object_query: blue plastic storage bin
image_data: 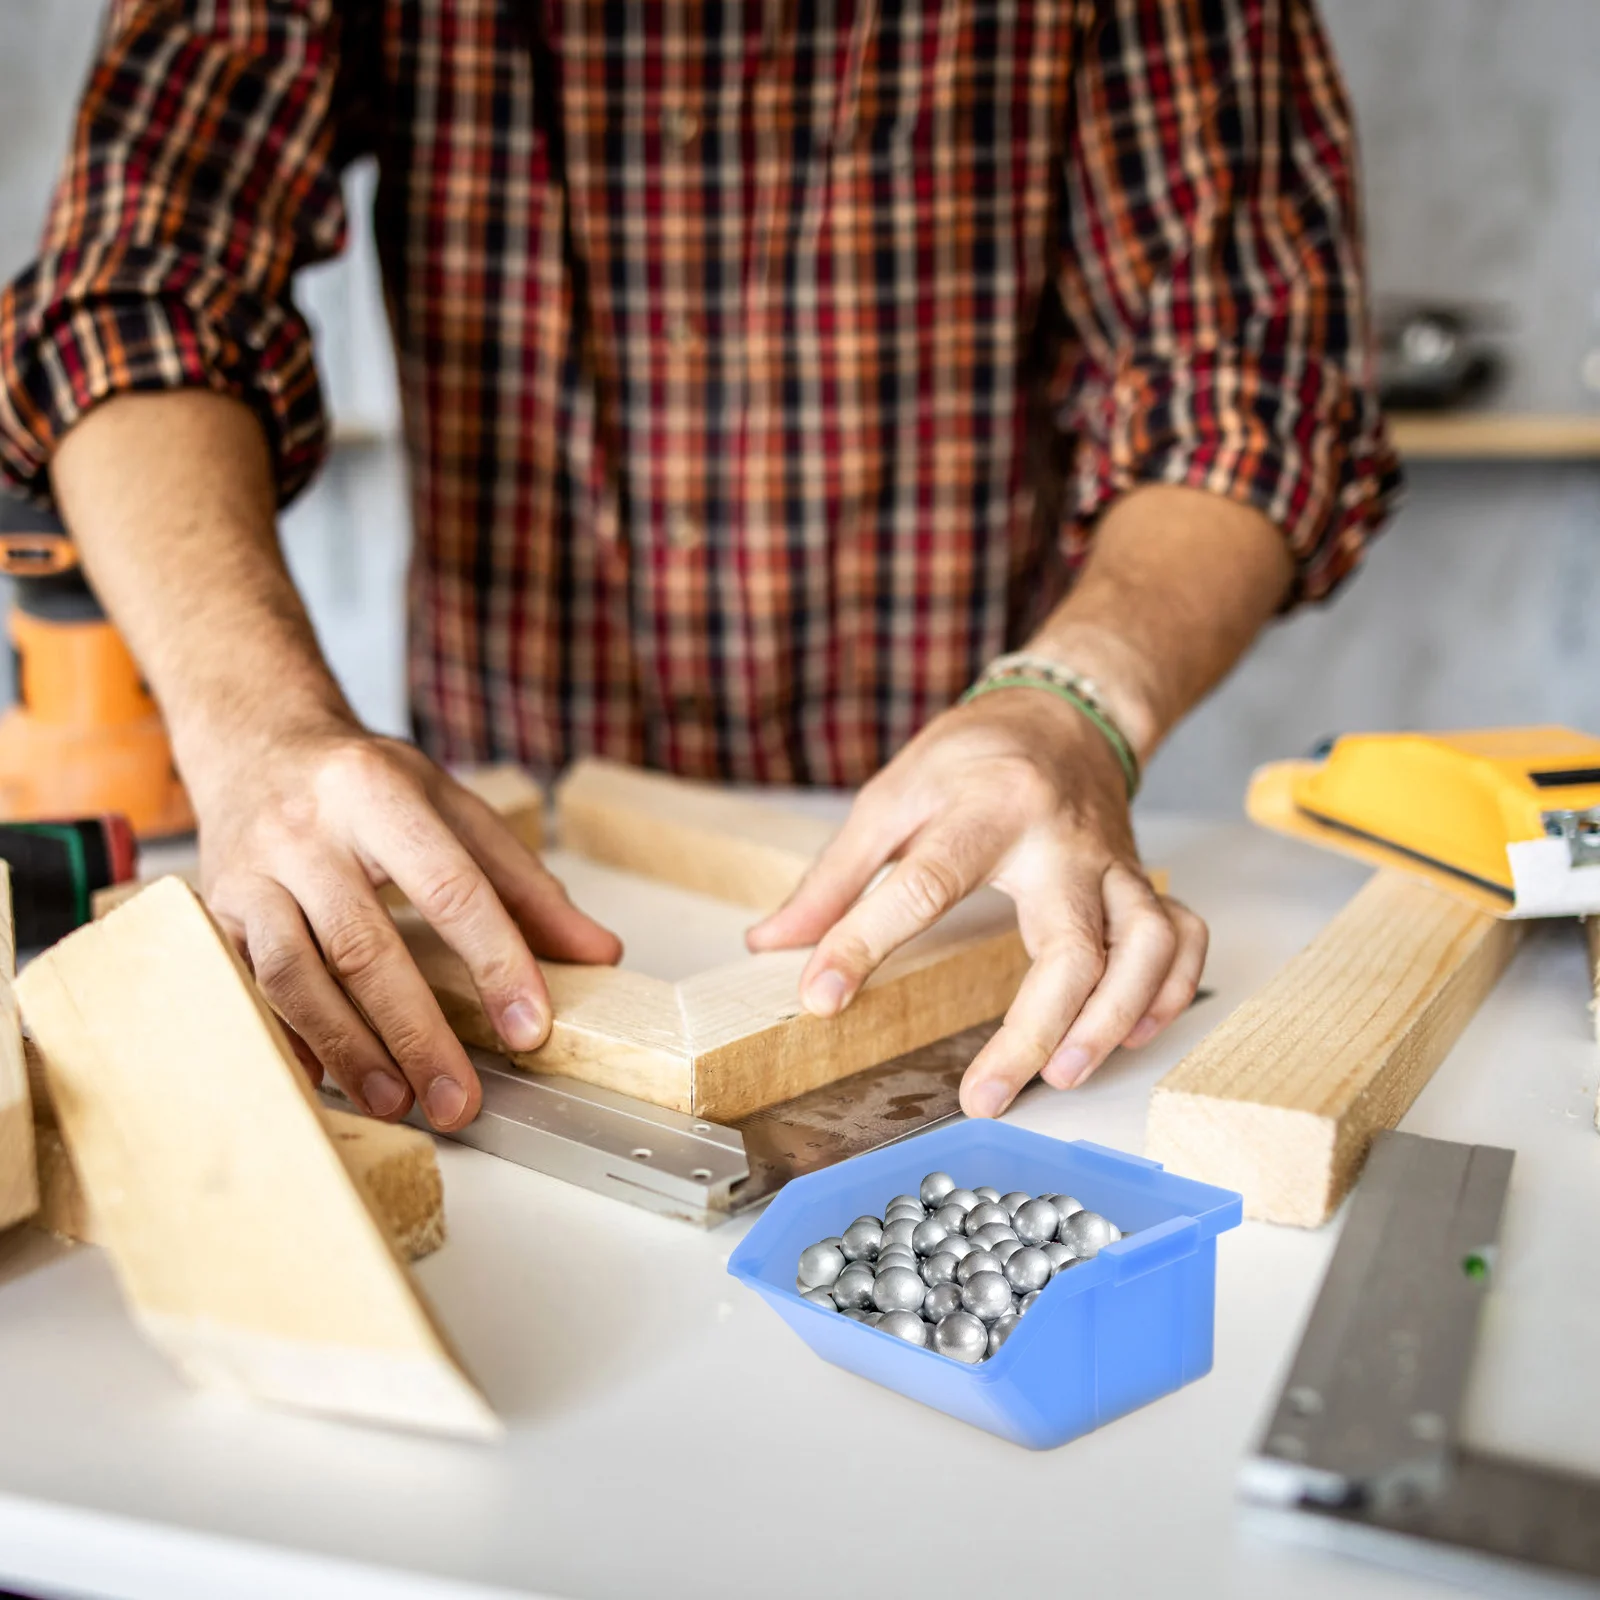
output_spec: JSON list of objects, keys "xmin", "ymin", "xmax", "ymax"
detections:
[{"xmin": 727, "ymin": 1120, "xmax": 1242, "ymax": 1449}]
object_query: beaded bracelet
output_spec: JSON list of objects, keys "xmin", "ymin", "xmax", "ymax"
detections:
[{"xmin": 958, "ymin": 652, "xmax": 1142, "ymax": 799}]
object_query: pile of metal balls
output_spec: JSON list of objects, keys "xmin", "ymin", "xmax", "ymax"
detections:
[{"xmin": 794, "ymin": 1171, "xmax": 1124, "ymax": 1363}]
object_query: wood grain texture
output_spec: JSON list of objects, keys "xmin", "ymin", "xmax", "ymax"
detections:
[
  {"xmin": 1389, "ymin": 412, "xmax": 1600, "ymax": 461},
  {"xmin": 682, "ymin": 890, "xmax": 1027, "ymax": 1121},
  {"xmin": 18, "ymin": 879, "xmax": 498, "ymax": 1439},
  {"xmin": 1587, "ymin": 916, "xmax": 1600, "ymax": 1048},
  {"xmin": 31, "ymin": 1078, "xmax": 445, "ymax": 1263},
  {"xmin": 0, "ymin": 862, "xmax": 38, "ymax": 1231},
  {"xmin": 399, "ymin": 909, "xmax": 693, "ymax": 1110},
  {"xmin": 555, "ymin": 757, "xmax": 835, "ymax": 912},
  {"xmin": 1146, "ymin": 871, "xmax": 1520, "ymax": 1227}
]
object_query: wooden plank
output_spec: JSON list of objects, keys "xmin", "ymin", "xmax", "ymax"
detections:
[
  {"xmin": 17, "ymin": 878, "xmax": 498, "ymax": 1439},
  {"xmin": 1587, "ymin": 916, "xmax": 1600, "ymax": 1047},
  {"xmin": 0, "ymin": 862, "xmax": 38, "ymax": 1232},
  {"xmin": 1389, "ymin": 411, "xmax": 1600, "ymax": 461},
  {"xmin": 555, "ymin": 757, "xmax": 835, "ymax": 912},
  {"xmin": 31, "ymin": 1056, "xmax": 445, "ymax": 1263},
  {"xmin": 1146, "ymin": 870, "xmax": 1519, "ymax": 1227},
  {"xmin": 683, "ymin": 890, "xmax": 1028, "ymax": 1121},
  {"xmin": 398, "ymin": 909, "xmax": 693, "ymax": 1110}
]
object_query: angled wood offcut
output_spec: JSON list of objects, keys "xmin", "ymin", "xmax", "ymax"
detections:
[
  {"xmin": 1146, "ymin": 870, "xmax": 1520, "ymax": 1227},
  {"xmin": 0, "ymin": 862, "xmax": 39, "ymax": 1231},
  {"xmin": 18, "ymin": 879, "xmax": 497, "ymax": 1440},
  {"xmin": 27, "ymin": 1032, "xmax": 444, "ymax": 1262}
]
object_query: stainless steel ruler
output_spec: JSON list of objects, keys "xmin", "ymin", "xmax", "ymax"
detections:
[
  {"xmin": 394, "ymin": 1019, "xmax": 1002, "ymax": 1226},
  {"xmin": 1241, "ymin": 1130, "xmax": 1600, "ymax": 1593}
]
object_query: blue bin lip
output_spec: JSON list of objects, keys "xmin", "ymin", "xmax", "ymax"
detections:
[{"xmin": 727, "ymin": 1120, "xmax": 1242, "ymax": 1386}]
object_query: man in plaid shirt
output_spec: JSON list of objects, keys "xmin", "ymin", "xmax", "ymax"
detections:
[{"xmin": 0, "ymin": 2, "xmax": 1397, "ymax": 1131}]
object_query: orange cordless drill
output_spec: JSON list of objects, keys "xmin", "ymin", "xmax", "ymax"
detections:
[{"xmin": 0, "ymin": 493, "xmax": 193, "ymax": 838}]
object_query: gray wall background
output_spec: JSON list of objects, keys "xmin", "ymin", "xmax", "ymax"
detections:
[{"xmin": 1, "ymin": 0, "xmax": 1596, "ymax": 810}]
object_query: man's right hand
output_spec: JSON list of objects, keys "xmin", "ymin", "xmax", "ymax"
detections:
[
  {"xmin": 48, "ymin": 390, "xmax": 618, "ymax": 1132},
  {"xmin": 191, "ymin": 722, "xmax": 620, "ymax": 1130}
]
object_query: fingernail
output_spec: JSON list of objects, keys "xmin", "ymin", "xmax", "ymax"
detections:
[
  {"xmin": 966, "ymin": 1080, "xmax": 1009, "ymax": 1119},
  {"xmin": 362, "ymin": 1072, "xmax": 407, "ymax": 1117},
  {"xmin": 1046, "ymin": 1044, "xmax": 1092, "ymax": 1089},
  {"xmin": 803, "ymin": 969, "xmax": 850, "ymax": 1017},
  {"xmin": 500, "ymin": 998, "xmax": 547, "ymax": 1052},
  {"xmin": 1124, "ymin": 1015, "xmax": 1159, "ymax": 1048},
  {"xmin": 425, "ymin": 1076, "xmax": 469, "ymax": 1128}
]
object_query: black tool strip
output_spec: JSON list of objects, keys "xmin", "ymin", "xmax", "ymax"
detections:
[{"xmin": 1297, "ymin": 807, "xmax": 1516, "ymax": 904}]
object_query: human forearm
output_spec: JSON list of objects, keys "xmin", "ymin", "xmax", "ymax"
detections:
[
  {"xmin": 48, "ymin": 389, "xmax": 619, "ymax": 1130},
  {"xmin": 49, "ymin": 390, "xmax": 355, "ymax": 796},
  {"xmin": 1018, "ymin": 483, "xmax": 1293, "ymax": 765},
  {"xmin": 754, "ymin": 483, "xmax": 1294, "ymax": 1118}
]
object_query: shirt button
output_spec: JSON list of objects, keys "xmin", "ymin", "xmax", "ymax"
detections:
[
  {"xmin": 668, "ymin": 511, "xmax": 703, "ymax": 551},
  {"xmin": 662, "ymin": 105, "xmax": 699, "ymax": 147}
]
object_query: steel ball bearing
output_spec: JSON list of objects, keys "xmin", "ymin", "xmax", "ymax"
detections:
[
  {"xmin": 872, "ymin": 1265, "xmax": 927, "ymax": 1315},
  {"xmin": 880, "ymin": 1217, "xmax": 918, "ymax": 1250},
  {"xmin": 798, "ymin": 1242, "xmax": 846, "ymax": 1289},
  {"xmin": 1003, "ymin": 1246, "xmax": 1051, "ymax": 1293},
  {"xmin": 833, "ymin": 1262, "xmax": 876, "ymax": 1309},
  {"xmin": 1059, "ymin": 1209, "xmax": 1121, "ymax": 1259},
  {"xmin": 987, "ymin": 1312, "xmax": 1019, "ymax": 1356},
  {"xmin": 955, "ymin": 1249, "xmax": 1003, "ymax": 1285},
  {"xmin": 794, "ymin": 1180, "xmax": 1129, "ymax": 1366},
  {"xmin": 877, "ymin": 1309, "xmax": 930, "ymax": 1346},
  {"xmin": 1012, "ymin": 1198, "xmax": 1060, "ymax": 1247},
  {"xmin": 841, "ymin": 1218, "xmax": 883, "ymax": 1262},
  {"xmin": 960, "ymin": 1271, "xmax": 1012, "ymax": 1323},
  {"xmin": 932, "ymin": 1310, "xmax": 988, "ymax": 1364}
]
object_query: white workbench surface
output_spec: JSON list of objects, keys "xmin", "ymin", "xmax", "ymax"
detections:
[{"xmin": 1, "ymin": 816, "xmax": 1597, "ymax": 1600}]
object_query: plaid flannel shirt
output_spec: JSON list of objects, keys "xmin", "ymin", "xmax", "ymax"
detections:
[{"xmin": 0, "ymin": 0, "xmax": 1399, "ymax": 783}]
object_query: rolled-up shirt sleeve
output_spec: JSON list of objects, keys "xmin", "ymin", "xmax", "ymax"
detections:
[
  {"xmin": 0, "ymin": 0, "xmax": 346, "ymax": 509},
  {"xmin": 1056, "ymin": 0, "xmax": 1402, "ymax": 604}
]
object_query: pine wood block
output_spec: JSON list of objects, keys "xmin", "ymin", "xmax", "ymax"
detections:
[
  {"xmin": 555, "ymin": 756, "xmax": 835, "ymax": 913},
  {"xmin": 17, "ymin": 879, "xmax": 498, "ymax": 1439},
  {"xmin": 0, "ymin": 862, "xmax": 39, "ymax": 1232},
  {"xmin": 30, "ymin": 1038, "xmax": 445, "ymax": 1263},
  {"xmin": 1145, "ymin": 870, "xmax": 1520, "ymax": 1227},
  {"xmin": 1587, "ymin": 916, "xmax": 1600, "ymax": 1047},
  {"xmin": 402, "ymin": 887, "xmax": 1026, "ymax": 1123}
]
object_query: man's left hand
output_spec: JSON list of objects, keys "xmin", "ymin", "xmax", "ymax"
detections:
[{"xmin": 746, "ymin": 689, "xmax": 1206, "ymax": 1118}]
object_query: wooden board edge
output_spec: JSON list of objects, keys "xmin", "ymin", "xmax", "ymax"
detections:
[
  {"xmin": 1146, "ymin": 871, "xmax": 1520, "ymax": 1227},
  {"xmin": 554, "ymin": 756, "xmax": 834, "ymax": 912},
  {"xmin": 1146, "ymin": 1089, "xmax": 1341, "ymax": 1227},
  {"xmin": 685, "ymin": 926, "xmax": 1029, "ymax": 1122},
  {"xmin": 21, "ymin": 880, "xmax": 499, "ymax": 1439}
]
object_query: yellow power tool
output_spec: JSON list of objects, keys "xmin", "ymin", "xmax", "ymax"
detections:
[{"xmin": 1248, "ymin": 726, "xmax": 1600, "ymax": 919}]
